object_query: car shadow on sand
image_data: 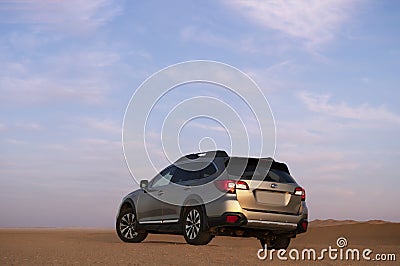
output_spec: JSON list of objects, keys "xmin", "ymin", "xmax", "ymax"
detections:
[
  {"xmin": 142, "ymin": 240, "xmax": 218, "ymax": 247},
  {"xmin": 83, "ymin": 232, "xmax": 219, "ymax": 246}
]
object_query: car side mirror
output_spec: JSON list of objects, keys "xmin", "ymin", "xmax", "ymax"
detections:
[{"xmin": 140, "ymin": 180, "xmax": 148, "ymax": 190}]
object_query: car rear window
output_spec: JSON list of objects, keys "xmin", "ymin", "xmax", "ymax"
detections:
[
  {"xmin": 265, "ymin": 169, "xmax": 295, "ymax": 183},
  {"xmin": 225, "ymin": 158, "xmax": 261, "ymax": 177},
  {"xmin": 239, "ymin": 168, "xmax": 295, "ymax": 184},
  {"xmin": 226, "ymin": 158, "xmax": 295, "ymax": 183}
]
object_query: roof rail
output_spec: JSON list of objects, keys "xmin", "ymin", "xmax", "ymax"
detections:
[{"xmin": 175, "ymin": 150, "xmax": 228, "ymax": 162}]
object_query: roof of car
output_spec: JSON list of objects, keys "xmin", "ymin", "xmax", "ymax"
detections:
[{"xmin": 174, "ymin": 150, "xmax": 290, "ymax": 174}]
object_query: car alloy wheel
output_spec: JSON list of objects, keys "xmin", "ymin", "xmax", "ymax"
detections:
[
  {"xmin": 116, "ymin": 207, "xmax": 148, "ymax": 243},
  {"xmin": 185, "ymin": 209, "xmax": 201, "ymax": 239},
  {"xmin": 119, "ymin": 212, "xmax": 139, "ymax": 239},
  {"xmin": 182, "ymin": 207, "xmax": 213, "ymax": 245}
]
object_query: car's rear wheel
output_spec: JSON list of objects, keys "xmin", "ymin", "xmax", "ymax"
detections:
[
  {"xmin": 183, "ymin": 207, "xmax": 213, "ymax": 245},
  {"xmin": 260, "ymin": 236, "xmax": 291, "ymax": 250},
  {"xmin": 116, "ymin": 207, "xmax": 148, "ymax": 243}
]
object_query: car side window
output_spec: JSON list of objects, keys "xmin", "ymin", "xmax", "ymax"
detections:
[
  {"xmin": 172, "ymin": 167, "xmax": 201, "ymax": 184},
  {"xmin": 151, "ymin": 166, "xmax": 176, "ymax": 188},
  {"xmin": 201, "ymin": 163, "xmax": 217, "ymax": 177},
  {"xmin": 171, "ymin": 162, "xmax": 218, "ymax": 184}
]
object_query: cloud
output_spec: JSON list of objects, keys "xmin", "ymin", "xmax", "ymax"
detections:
[
  {"xmin": 128, "ymin": 49, "xmax": 152, "ymax": 60},
  {"xmin": 181, "ymin": 26, "xmax": 231, "ymax": 47},
  {"xmin": 188, "ymin": 121, "xmax": 227, "ymax": 133},
  {"xmin": 4, "ymin": 138, "xmax": 26, "ymax": 145},
  {"xmin": 223, "ymin": 0, "xmax": 357, "ymax": 48},
  {"xmin": 0, "ymin": 0, "xmax": 123, "ymax": 33},
  {"xmin": 15, "ymin": 122, "xmax": 43, "ymax": 131},
  {"xmin": 0, "ymin": 135, "xmax": 131, "ymax": 227},
  {"xmin": 0, "ymin": 44, "xmax": 121, "ymax": 105},
  {"xmin": 45, "ymin": 51, "xmax": 121, "ymax": 68},
  {"xmin": 180, "ymin": 26, "xmax": 282, "ymax": 56},
  {"xmin": 298, "ymin": 91, "xmax": 400, "ymax": 124},
  {"xmin": 244, "ymin": 60, "xmax": 305, "ymax": 93},
  {"xmin": 0, "ymin": 76, "xmax": 108, "ymax": 105},
  {"xmin": 84, "ymin": 118, "xmax": 121, "ymax": 135}
]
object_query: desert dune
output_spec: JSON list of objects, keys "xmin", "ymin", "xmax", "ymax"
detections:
[{"xmin": 0, "ymin": 221, "xmax": 399, "ymax": 265}]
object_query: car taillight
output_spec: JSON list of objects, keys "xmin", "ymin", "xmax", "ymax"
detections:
[
  {"xmin": 301, "ymin": 221, "xmax": 308, "ymax": 231},
  {"xmin": 294, "ymin": 187, "xmax": 306, "ymax": 201},
  {"xmin": 214, "ymin": 180, "xmax": 249, "ymax": 193},
  {"xmin": 236, "ymin": 180, "xmax": 249, "ymax": 190},
  {"xmin": 215, "ymin": 180, "xmax": 236, "ymax": 193},
  {"xmin": 226, "ymin": 215, "xmax": 239, "ymax": 223}
]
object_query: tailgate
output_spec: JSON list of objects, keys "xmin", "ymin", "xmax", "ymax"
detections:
[{"xmin": 236, "ymin": 181, "xmax": 301, "ymax": 215}]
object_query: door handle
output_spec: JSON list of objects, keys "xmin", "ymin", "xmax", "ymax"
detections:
[
  {"xmin": 184, "ymin": 187, "xmax": 191, "ymax": 191},
  {"xmin": 157, "ymin": 190, "xmax": 164, "ymax": 195}
]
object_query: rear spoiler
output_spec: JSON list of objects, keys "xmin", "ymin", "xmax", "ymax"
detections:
[{"xmin": 260, "ymin": 157, "xmax": 290, "ymax": 174}]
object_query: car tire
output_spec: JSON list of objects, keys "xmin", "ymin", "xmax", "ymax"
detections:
[
  {"xmin": 260, "ymin": 236, "xmax": 291, "ymax": 250},
  {"xmin": 183, "ymin": 207, "xmax": 213, "ymax": 245},
  {"xmin": 116, "ymin": 207, "xmax": 148, "ymax": 243}
]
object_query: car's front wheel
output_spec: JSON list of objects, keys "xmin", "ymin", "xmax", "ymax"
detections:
[
  {"xmin": 116, "ymin": 207, "xmax": 148, "ymax": 243},
  {"xmin": 183, "ymin": 207, "xmax": 213, "ymax": 245}
]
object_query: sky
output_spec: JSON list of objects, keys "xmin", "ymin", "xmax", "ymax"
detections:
[{"xmin": 0, "ymin": 0, "xmax": 399, "ymax": 227}]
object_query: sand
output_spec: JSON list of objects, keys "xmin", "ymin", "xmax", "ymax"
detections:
[{"xmin": 0, "ymin": 221, "xmax": 399, "ymax": 265}]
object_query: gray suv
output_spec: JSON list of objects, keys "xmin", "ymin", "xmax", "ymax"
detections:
[{"xmin": 116, "ymin": 150, "xmax": 308, "ymax": 249}]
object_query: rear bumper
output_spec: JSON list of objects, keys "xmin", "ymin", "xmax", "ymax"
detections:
[
  {"xmin": 208, "ymin": 213, "xmax": 307, "ymax": 233},
  {"xmin": 241, "ymin": 207, "xmax": 307, "ymax": 232},
  {"xmin": 296, "ymin": 219, "xmax": 308, "ymax": 233},
  {"xmin": 207, "ymin": 212, "xmax": 248, "ymax": 228},
  {"xmin": 205, "ymin": 198, "xmax": 308, "ymax": 234},
  {"xmin": 246, "ymin": 218, "xmax": 297, "ymax": 230}
]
